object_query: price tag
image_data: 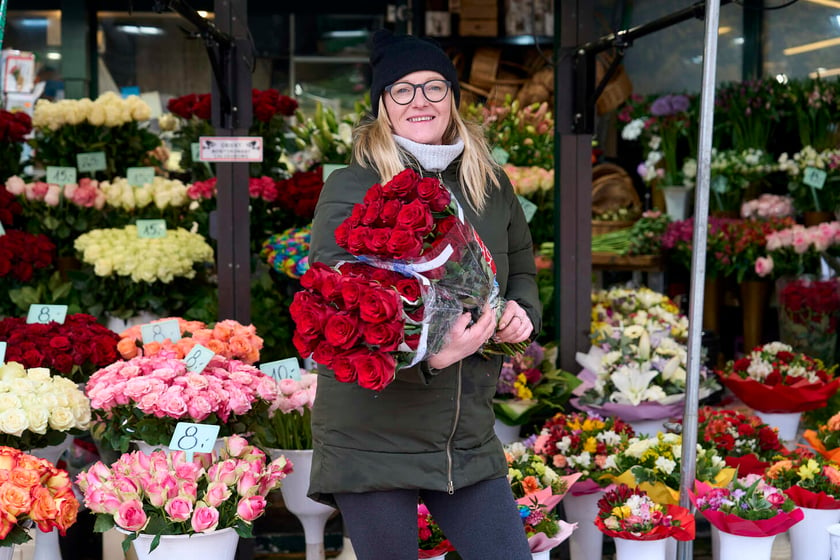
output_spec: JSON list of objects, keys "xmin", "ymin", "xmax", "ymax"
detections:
[
  {"xmin": 127, "ymin": 166, "xmax": 156, "ymax": 187},
  {"xmin": 136, "ymin": 219, "xmax": 167, "ymax": 239},
  {"xmin": 191, "ymin": 143, "xmax": 201, "ymax": 161},
  {"xmin": 803, "ymin": 166, "xmax": 827, "ymax": 190},
  {"xmin": 76, "ymin": 151, "xmax": 107, "ymax": 173},
  {"xmin": 141, "ymin": 319, "xmax": 182, "ymax": 344},
  {"xmin": 0, "ymin": 342, "xmax": 6, "ymax": 364},
  {"xmin": 491, "ymin": 146, "xmax": 509, "ymax": 165},
  {"xmin": 168, "ymin": 422, "xmax": 221, "ymax": 462},
  {"xmin": 517, "ymin": 195, "xmax": 538, "ymax": 223},
  {"xmin": 260, "ymin": 358, "xmax": 301, "ymax": 382},
  {"xmin": 46, "ymin": 166, "xmax": 77, "ymax": 186},
  {"xmin": 198, "ymin": 136, "xmax": 263, "ymax": 162},
  {"xmin": 26, "ymin": 304, "xmax": 68, "ymax": 325},
  {"xmin": 184, "ymin": 344, "xmax": 214, "ymax": 373},
  {"xmin": 711, "ymin": 175, "xmax": 728, "ymax": 194},
  {"xmin": 0, "ymin": 222, "xmax": 5, "ymax": 237}
]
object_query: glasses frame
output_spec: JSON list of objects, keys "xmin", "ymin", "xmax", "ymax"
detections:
[{"xmin": 384, "ymin": 79, "xmax": 452, "ymax": 105}]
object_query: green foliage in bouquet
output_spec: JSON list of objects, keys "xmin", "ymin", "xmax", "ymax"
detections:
[{"xmin": 290, "ymin": 99, "xmax": 367, "ymax": 167}]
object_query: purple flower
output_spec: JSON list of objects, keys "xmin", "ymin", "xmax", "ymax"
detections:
[{"xmin": 650, "ymin": 94, "xmax": 690, "ymax": 117}]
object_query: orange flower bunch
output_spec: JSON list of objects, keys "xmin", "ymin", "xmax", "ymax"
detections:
[
  {"xmin": 0, "ymin": 446, "xmax": 79, "ymax": 546},
  {"xmin": 116, "ymin": 318, "xmax": 263, "ymax": 365}
]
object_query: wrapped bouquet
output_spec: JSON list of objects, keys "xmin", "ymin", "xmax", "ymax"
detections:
[
  {"xmin": 595, "ymin": 484, "xmax": 695, "ymax": 541},
  {"xmin": 692, "ymin": 407, "xmax": 784, "ymax": 476},
  {"xmin": 804, "ymin": 411, "xmax": 840, "ymax": 461}
]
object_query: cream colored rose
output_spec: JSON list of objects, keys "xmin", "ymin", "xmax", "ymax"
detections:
[
  {"xmin": 27, "ymin": 368, "xmax": 52, "ymax": 384},
  {"xmin": 48, "ymin": 407, "xmax": 77, "ymax": 432},
  {"xmin": 25, "ymin": 405, "xmax": 50, "ymax": 434},
  {"xmin": 0, "ymin": 362, "xmax": 26, "ymax": 380},
  {"xmin": 0, "ymin": 393, "xmax": 23, "ymax": 412},
  {"xmin": 0, "ymin": 409, "xmax": 29, "ymax": 436},
  {"xmin": 88, "ymin": 104, "xmax": 106, "ymax": 126},
  {"xmin": 104, "ymin": 104, "xmax": 123, "ymax": 127}
]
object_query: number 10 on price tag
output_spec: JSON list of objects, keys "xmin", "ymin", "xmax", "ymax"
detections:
[
  {"xmin": 260, "ymin": 357, "xmax": 301, "ymax": 382},
  {"xmin": 168, "ymin": 422, "xmax": 220, "ymax": 462}
]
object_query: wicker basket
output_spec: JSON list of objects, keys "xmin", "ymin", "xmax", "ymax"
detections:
[
  {"xmin": 592, "ymin": 163, "xmax": 641, "ymax": 216},
  {"xmin": 594, "ymin": 52, "xmax": 633, "ymax": 115},
  {"xmin": 592, "ymin": 220, "xmax": 636, "ymax": 237}
]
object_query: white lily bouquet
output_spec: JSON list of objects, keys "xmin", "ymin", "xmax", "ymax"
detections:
[{"xmin": 571, "ymin": 324, "xmax": 719, "ymax": 422}]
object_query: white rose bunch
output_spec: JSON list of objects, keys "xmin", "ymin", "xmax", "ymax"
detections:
[{"xmin": 32, "ymin": 92, "xmax": 152, "ymax": 130}]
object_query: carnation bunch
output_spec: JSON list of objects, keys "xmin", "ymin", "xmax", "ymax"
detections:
[
  {"xmin": 607, "ymin": 432, "xmax": 733, "ymax": 504},
  {"xmin": 765, "ymin": 455, "xmax": 840, "ymax": 508},
  {"xmin": 533, "ymin": 411, "xmax": 634, "ymax": 490},
  {"xmin": 693, "ymin": 407, "xmax": 783, "ymax": 475},
  {"xmin": 251, "ymin": 372, "xmax": 317, "ymax": 451},
  {"xmin": 0, "ymin": 445, "xmax": 79, "ymax": 547},
  {"xmin": 715, "ymin": 341, "xmax": 839, "ymax": 413},
  {"xmin": 417, "ymin": 503, "xmax": 454, "ymax": 559},
  {"xmin": 0, "ymin": 314, "xmax": 120, "ymax": 383},
  {"xmin": 86, "ymin": 351, "xmax": 278, "ymax": 452},
  {"xmin": 0, "ymin": 361, "xmax": 91, "ymax": 450},
  {"xmin": 595, "ymin": 484, "xmax": 695, "ymax": 540},
  {"xmin": 115, "ymin": 318, "xmax": 263, "ymax": 365},
  {"xmin": 76, "ymin": 435, "xmax": 291, "ymax": 552}
]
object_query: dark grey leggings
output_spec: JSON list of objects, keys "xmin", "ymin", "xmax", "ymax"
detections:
[{"xmin": 334, "ymin": 477, "xmax": 532, "ymax": 560}]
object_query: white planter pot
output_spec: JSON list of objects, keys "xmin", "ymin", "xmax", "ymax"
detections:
[
  {"xmin": 531, "ymin": 549, "xmax": 552, "ymax": 560},
  {"xmin": 563, "ymin": 491, "xmax": 603, "ymax": 560},
  {"xmin": 0, "ymin": 546, "xmax": 14, "ymax": 560},
  {"xmin": 613, "ymin": 536, "xmax": 668, "ymax": 560},
  {"xmin": 661, "ymin": 186, "xmax": 692, "ymax": 221},
  {"xmin": 714, "ymin": 527, "xmax": 775, "ymax": 560},
  {"xmin": 129, "ymin": 527, "xmax": 239, "ymax": 560},
  {"xmin": 493, "ymin": 418, "xmax": 522, "ymax": 445},
  {"xmin": 789, "ymin": 506, "xmax": 840, "ymax": 560},
  {"xmin": 754, "ymin": 411, "xmax": 801, "ymax": 447},
  {"xmin": 828, "ymin": 523, "xmax": 840, "ymax": 560}
]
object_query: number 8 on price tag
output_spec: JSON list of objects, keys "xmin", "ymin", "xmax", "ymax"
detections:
[
  {"xmin": 184, "ymin": 344, "xmax": 214, "ymax": 373},
  {"xmin": 260, "ymin": 358, "xmax": 301, "ymax": 382},
  {"xmin": 168, "ymin": 422, "xmax": 220, "ymax": 462}
]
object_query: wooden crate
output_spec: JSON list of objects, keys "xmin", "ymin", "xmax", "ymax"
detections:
[{"xmin": 459, "ymin": 18, "xmax": 498, "ymax": 36}]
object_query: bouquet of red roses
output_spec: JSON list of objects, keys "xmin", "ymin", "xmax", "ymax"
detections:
[
  {"xmin": 693, "ymin": 407, "xmax": 785, "ymax": 476},
  {"xmin": 715, "ymin": 341, "xmax": 840, "ymax": 412}
]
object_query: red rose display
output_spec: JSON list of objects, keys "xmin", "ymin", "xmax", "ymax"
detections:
[
  {"xmin": 276, "ymin": 169, "xmax": 324, "ymax": 219},
  {"xmin": 0, "ymin": 230, "xmax": 55, "ymax": 283}
]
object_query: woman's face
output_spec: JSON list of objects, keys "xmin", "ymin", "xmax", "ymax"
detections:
[{"xmin": 383, "ymin": 70, "xmax": 452, "ymax": 145}]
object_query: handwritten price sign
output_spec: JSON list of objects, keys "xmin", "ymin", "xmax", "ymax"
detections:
[
  {"xmin": 184, "ymin": 344, "xmax": 214, "ymax": 373},
  {"xmin": 0, "ymin": 342, "xmax": 6, "ymax": 365},
  {"xmin": 46, "ymin": 166, "xmax": 77, "ymax": 186},
  {"xmin": 127, "ymin": 167, "xmax": 156, "ymax": 187},
  {"xmin": 260, "ymin": 358, "xmax": 301, "ymax": 383},
  {"xmin": 76, "ymin": 152, "xmax": 107, "ymax": 173},
  {"xmin": 141, "ymin": 319, "xmax": 182, "ymax": 345},
  {"xmin": 168, "ymin": 422, "xmax": 220, "ymax": 462},
  {"xmin": 136, "ymin": 219, "xmax": 167, "ymax": 239},
  {"xmin": 26, "ymin": 304, "xmax": 68, "ymax": 325},
  {"xmin": 803, "ymin": 166, "xmax": 827, "ymax": 190}
]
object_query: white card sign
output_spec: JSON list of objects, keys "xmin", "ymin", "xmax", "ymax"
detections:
[
  {"xmin": 184, "ymin": 344, "xmax": 214, "ymax": 373},
  {"xmin": 141, "ymin": 319, "xmax": 182, "ymax": 344},
  {"xmin": 260, "ymin": 358, "xmax": 302, "ymax": 382},
  {"xmin": 168, "ymin": 422, "xmax": 221, "ymax": 462},
  {"xmin": 26, "ymin": 304, "xmax": 68, "ymax": 325},
  {"xmin": 198, "ymin": 136, "xmax": 263, "ymax": 162}
]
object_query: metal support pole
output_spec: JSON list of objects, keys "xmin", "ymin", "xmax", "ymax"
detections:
[{"xmin": 677, "ymin": 1, "xmax": 721, "ymax": 559}]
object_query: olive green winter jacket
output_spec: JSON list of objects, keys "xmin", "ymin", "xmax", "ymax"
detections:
[{"xmin": 307, "ymin": 157, "xmax": 541, "ymax": 505}]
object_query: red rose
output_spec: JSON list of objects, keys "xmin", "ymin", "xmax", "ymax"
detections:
[
  {"xmin": 380, "ymin": 199, "xmax": 402, "ymax": 226},
  {"xmin": 731, "ymin": 357, "xmax": 751, "ymax": 374},
  {"xmin": 386, "ymin": 229, "xmax": 423, "ymax": 259},
  {"xmin": 330, "ymin": 350, "xmax": 359, "ymax": 383},
  {"xmin": 310, "ymin": 341, "xmax": 337, "ymax": 368},
  {"xmin": 416, "ymin": 177, "xmax": 451, "ymax": 212},
  {"xmin": 363, "ymin": 184, "xmax": 385, "ymax": 206},
  {"xmin": 757, "ymin": 426, "xmax": 780, "ymax": 450},
  {"xmin": 293, "ymin": 307, "xmax": 326, "ymax": 341},
  {"xmin": 362, "ymin": 320, "xmax": 404, "ymax": 352},
  {"xmin": 324, "ymin": 311, "xmax": 362, "ymax": 350},
  {"xmin": 347, "ymin": 204, "xmax": 366, "ymax": 227},
  {"xmin": 358, "ymin": 287, "xmax": 402, "ymax": 324},
  {"xmin": 395, "ymin": 199, "xmax": 434, "ymax": 236},
  {"xmin": 293, "ymin": 332, "xmax": 319, "ymax": 357},
  {"xmin": 167, "ymin": 94, "xmax": 197, "ymax": 119},
  {"xmin": 353, "ymin": 349, "xmax": 397, "ymax": 391},
  {"xmin": 299, "ymin": 263, "xmax": 341, "ymax": 298},
  {"xmin": 277, "ymin": 95, "xmax": 298, "ymax": 117},
  {"xmin": 347, "ymin": 227, "xmax": 372, "ymax": 255},
  {"xmin": 21, "ymin": 349, "xmax": 44, "ymax": 367},
  {"xmin": 365, "ymin": 228, "xmax": 392, "ymax": 255},
  {"xmin": 49, "ymin": 335, "xmax": 71, "ymax": 352},
  {"xmin": 371, "ymin": 269, "xmax": 404, "ymax": 286},
  {"xmin": 395, "ymin": 278, "xmax": 422, "ymax": 302},
  {"xmin": 362, "ymin": 198, "xmax": 383, "ymax": 226},
  {"xmin": 381, "ymin": 168, "xmax": 418, "ymax": 200},
  {"xmin": 339, "ymin": 277, "xmax": 371, "ymax": 310},
  {"xmin": 404, "ymin": 333, "xmax": 420, "ymax": 350},
  {"xmin": 52, "ymin": 353, "xmax": 75, "ymax": 374},
  {"xmin": 194, "ymin": 94, "xmax": 212, "ymax": 120}
]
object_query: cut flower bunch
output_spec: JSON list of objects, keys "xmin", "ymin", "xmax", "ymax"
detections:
[
  {"xmin": 755, "ymin": 220, "xmax": 840, "ymax": 279},
  {"xmin": 765, "ymin": 454, "xmax": 840, "ymax": 509},
  {"xmin": 76, "ymin": 435, "xmax": 292, "ymax": 553},
  {"xmin": 804, "ymin": 411, "xmax": 840, "ymax": 462},
  {"xmin": 86, "ymin": 351, "xmax": 278, "ymax": 452},
  {"xmin": 0, "ymin": 361, "xmax": 91, "ymax": 450},
  {"xmin": 590, "ymin": 286, "xmax": 687, "ymax": 344},
  {"xmin": 0, "ymin": 445, "xmax": 79, "ymax": 547},
  {"xmin": 251, "ymin": 371, "xmax": 317, "ymax": 451},
  {"xmin": 595, "ymin": 484, "xmax": 695, "ymax": 541},
  {"xmin": 693, "ymin": 407, "xmax": 784, "ymax": 476},
  {"xmin": 417, "ymin": 503, "xmax": 454, "ymax": 559}
]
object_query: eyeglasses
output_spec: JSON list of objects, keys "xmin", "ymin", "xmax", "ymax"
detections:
[{"xmin": 384, "ymin": 79, "xmax": 451, "ymax": 105}]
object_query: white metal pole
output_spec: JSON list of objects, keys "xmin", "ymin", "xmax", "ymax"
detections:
[{"xmin": 677, "ymin": 1, "xmax": 721, "ymax": 559}]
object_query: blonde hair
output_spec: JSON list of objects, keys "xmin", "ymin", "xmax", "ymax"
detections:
[{"xmin": 352, "ymin": 96, "xmax": 500, "ymax": 212}]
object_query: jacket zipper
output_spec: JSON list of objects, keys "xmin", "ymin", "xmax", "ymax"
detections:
[{"xmin": 445, "ymin": 360, "xmax": 463, "ymax": 494}]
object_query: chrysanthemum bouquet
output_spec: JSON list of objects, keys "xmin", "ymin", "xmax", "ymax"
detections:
[
  {"xmin": 494, "ymin": 341, "xmax": 580, "ymax": 426},
  {"xmin": 691, "ymin": 474, "xmax": 803, "ymax": 536},
  {"xmin": 607, "ymin": 432, "xmax": 734, "ymax": 505},
  {"xmin": 573, "ymin": 324, "xmax": 719, "ymax": 422},
  {"xmin": 0, "ymin": 361, "xmax": 91, "ymax": 450},
  {"xmin": 115, "ymin": 318, "xmax": 263, "ymax": 365},
  {"xmin": 86, "ymin": 351, "xmax": 278, "ymax": 452},
  {"xmin": 0, "ymin": 445, "xmax": 79, "ymax": 547},
  {"xmin": 693, "ymin": 407, "xmax": 784, "ymax": 476},
  {"xmin": 765, "ymin": 454, "xmax": 840, "ymax": 509},
  {"xmin": 417, "ymin": 503, "xmax": 454, "ymax": 559},
  {"xmin": 0, "ymin": 314, "xmax": 120, "ymax": 384},
  {"xmin": 533, "ymin": 411, "xmax": 634, "ymax": 494},
  {"xmin": 76, "ymin": 435, "xmax": 291, "ymax": 553},
  {"xmin": 715, "ymin": 341, "xmax": 840, "ymax": 413},
  {"xmin": 250, "ymin": 372, "xmax": 317, "ymax": 451},
  {"xmin": 595, "ymin": 484, "xmax": 695, "ymax": 541},
  {"xmin": 804, "ymin": 411, "xmax": 840, "ymax": 462},
  {"xmin": 590, "ymin": 286, "xmax": 687, "ymax": 344}
]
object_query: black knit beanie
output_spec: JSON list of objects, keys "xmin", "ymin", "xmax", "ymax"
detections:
[{"xmin": 369, "ymin": 29, "xmax": 460, "ymax": 117}]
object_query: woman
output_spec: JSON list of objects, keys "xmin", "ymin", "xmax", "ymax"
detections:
[{"xmin": 307, "ymin": 29, "xmax": 542, "ymax": 559}]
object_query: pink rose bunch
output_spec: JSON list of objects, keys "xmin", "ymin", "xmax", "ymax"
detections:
[
  {"xmin": 252, "ymin": 372, "xmax": 317, "ymax": 451},
  {"xmin": 755, "ymin": 221, "xmax": 840, "ymax": 278},
  {"xmin": 86, "ymin": 351, "xmax": 278, "ymax": 452},
  {"xmin": 76, "ymin": 435, "xmax": 292, "ymax": 551},
  {"xmin": 4, "ymin": 175, "xmax": 106, "ymax": 208},
  {"xmin": 116, "ymin": 317, "xmax": 263, "ymax": 365},
  {"xmin": 740, "ymin": 194, "xmax": 794, "ymax": 219}
]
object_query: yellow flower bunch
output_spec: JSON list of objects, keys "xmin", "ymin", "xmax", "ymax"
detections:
[
  {"xmin": 74, "ymin": 226, "xmax": 213, "ymax": 283},
  {"xmin": 32, "ymin": 92, "xmax": 151, "ymax": 131},
  {"xmin": 100, "ymin": 177, "xmax": 190, "ymax": 211}
]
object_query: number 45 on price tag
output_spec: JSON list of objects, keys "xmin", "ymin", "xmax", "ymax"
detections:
[
  {"xmin": 260, "ymin": 357, "xmax": 301, "ymax": 382},
  {"xmin": 168, "ymin": 422, "xmax": 220, "ymax": 462}
]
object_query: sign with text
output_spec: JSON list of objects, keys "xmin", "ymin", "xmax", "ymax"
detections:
[
  {"xmin": 136, "ymin": 219, "xmax": 167, "ymax": 239},
  {"xmin": 127, "ymin": 166, "xmax": 156, "ymax": 187},
  {"xmin": 184, "ymin": 344, "xmax": 214, "ymax": 373},
  {"xmin": 26, "ymin": 304, "xmax": 68, "ymax": 325},
  {"xmin": 260, "ymin": 358, "xmax": 302, "ymax": 383},
  {"xmin": 168, "ymin": 422, "xmax": 220, "ymax": 462},
  {"xmin": 76, "ymin": 151, "xmax": 107, "ymax": 173},
  {"xmin": 0, "ymin": 342, "xmax": 5, "ymax": 364},
  {"xmin": 198, "ymin": 136, "xmax": 263, "ymax": 162},
  {"xmin": 46, "ymin": 166, "xmax": 77, "ymax": 186},
  {"xmin": 803, "ymin": 166, "xmax": 827, "ymax": 190},
  {"xmin": 141, "ymin": 319, "xmax": 182, "ymax": 345}
]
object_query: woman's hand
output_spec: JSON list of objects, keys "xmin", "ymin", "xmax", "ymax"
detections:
[
  {"xmin": 494, "ymin": 300, "xmax": 533, "ymax": 344},
  {"xmin": 427, "ymin": 306, "xmax": 496, "ymax": 370}
]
